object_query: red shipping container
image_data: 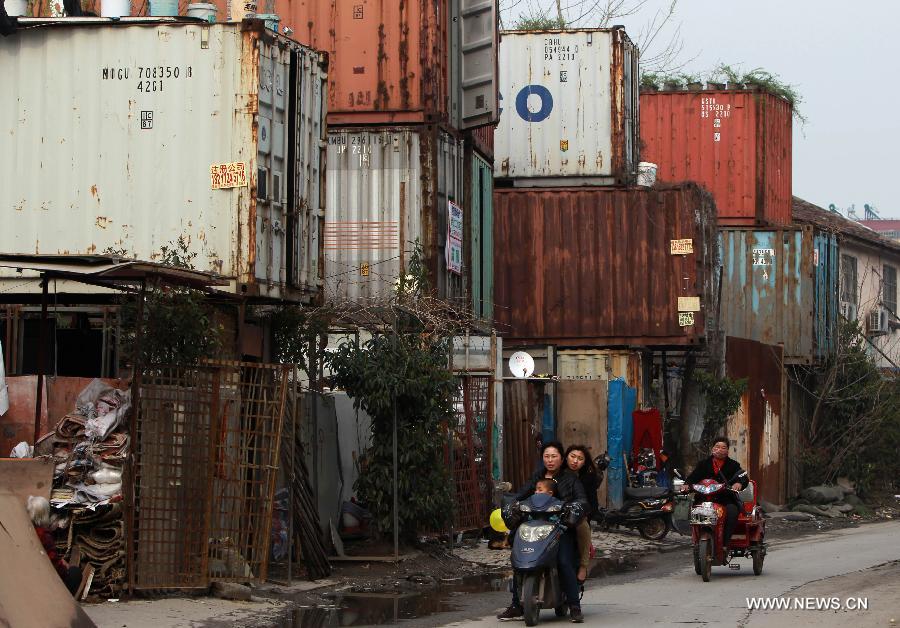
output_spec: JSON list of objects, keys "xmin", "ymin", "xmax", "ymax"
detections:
[
  {"xmin": 278, "ymin": 0, "xmax": 448, "ymax": 126},
  {"xmin": 640, "ymin": 89, "xmax": 792, "ymax": 226}
]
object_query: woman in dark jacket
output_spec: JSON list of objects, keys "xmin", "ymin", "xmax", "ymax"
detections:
[
  {"xmin": 498, "ymin": 441, "xmax": 588, "ymax": 623},
  {"xmin": 564, "ymin": 444, "xmax": 599, "ymax": 583}
]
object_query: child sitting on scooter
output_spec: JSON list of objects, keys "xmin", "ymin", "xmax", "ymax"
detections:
[{"xmin": 534, "ymin": 478, "xmax": 557, "ymax": 496}]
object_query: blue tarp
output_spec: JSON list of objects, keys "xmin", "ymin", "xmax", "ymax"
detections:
[{"xmin": 607, "ymin": 378, "xmax": 637, "ymax": 509}]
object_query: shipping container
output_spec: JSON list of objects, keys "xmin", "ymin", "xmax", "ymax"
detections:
[
  {"xmin": 495, "ymin": 28, "xmax": 639, "ymax": 185},
  {"xmin": 262, "ymin": 0, "xmax": 498, "ymax": 129},
  {"xmin": 719, "ymin": 226, "xmax": 838, "ymax": 363},
  {"xmin": 641, "ymin": 89, "xmax": 792, "ymax": 226},
  {"xmin": 324, "ymin": 126, "xmax": 467, "ymax": 304},
  {"xmin": 494, "ymin": 184, "xmax": 718, "ymax": 346},
  {"xmin": 466, "ymin": 123, "xmax": 496, "ymax": 162},
  {"xmin": 0, "ymin": 19, "xmax": 326, "ymax": 302},
  {"xmin": 468, "ymin": 150, "xmax": 494, "ymax": 319}
]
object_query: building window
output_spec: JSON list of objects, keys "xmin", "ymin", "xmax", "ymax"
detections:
[
  {"xmin": 884, "ymin": 264, "xmax": 898, "ymax": 317},
  {"xmin": 840, "ymin": 254, "xmax": 858, "ymax": 305}
]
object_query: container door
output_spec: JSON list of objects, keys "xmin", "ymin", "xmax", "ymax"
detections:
[
  {"xmin": 256, "ymin": 43, "xmax": 288, "ymax": 288},
  {"xmin": 290, "ymin": 47, "xmax": 326, "ymax": 293},
  {"xmin": 454, "ymin": 0, "xmax": 498, "ymax": 129},
  {"xmin": 471, "ymin": 153, "xmax": 493, "ymax": 319}
]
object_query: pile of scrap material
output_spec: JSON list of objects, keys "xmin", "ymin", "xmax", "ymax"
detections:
[{"xmin": 34, "ymin": 379, "xmax": 131, "ymax": 598}]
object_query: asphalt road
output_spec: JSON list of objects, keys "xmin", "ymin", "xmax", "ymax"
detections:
[{"xmin": 434, "ymin": 521, "xmax": 900, "ymax": 627}]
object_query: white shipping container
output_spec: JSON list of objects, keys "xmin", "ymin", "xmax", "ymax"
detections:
[
  {"xmin": 0, "ymin": 19, "xmax": 326, "ymax": 301},
  {"xmin": 495, "ymin": 29, "xmax": 639, "ymax": 185},
  {"xmin": 325, "ymin": 127, "xmax": 465, "ymax": 304}
]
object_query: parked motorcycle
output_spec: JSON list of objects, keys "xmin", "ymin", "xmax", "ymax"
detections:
[
  {"xmin": 594, "ymin": 452, "xmax": 677, "ymax": 540},
  {"xmin": 685, "ymin": 476, "xmax": 766, "ymax": 581},
  {"xmin": 632, "ymin": 447, "xmax": 659, "ymax": 487},
  {"xmin": 503, "ymin": 493, "xmax": 581, "ymax": 626}
]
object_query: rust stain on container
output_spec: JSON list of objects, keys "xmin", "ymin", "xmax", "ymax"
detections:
[
  {"xmin": 273, "ymin": 0, "xmax": 448, "ymax": 126},
  {"xmin": 640, "ymin": 89, "xmax": 792, "ymax": 226},
  {"xmin": 726, "ymin": 337, "xmax": 785, "ymax": 505},
  {"xmin": 493, "ymin": 183, "xmax": 718, "ymax": 346}
]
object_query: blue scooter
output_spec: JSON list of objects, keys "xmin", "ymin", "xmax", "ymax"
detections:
[{"xmin": 503, "ymin": 494, "xmax": 582, "ymax": 626}]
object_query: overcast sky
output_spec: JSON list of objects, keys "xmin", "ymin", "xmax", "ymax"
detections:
[{"xmin": 503, "ymin": 1, "xmax": 899, "ymax": 219}]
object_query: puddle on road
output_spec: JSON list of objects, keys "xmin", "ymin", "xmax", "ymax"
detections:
[
  {"xmin": 288, "ymin": 556, "xmax": 639, "ymax": 627},
  {"xmin": 289, "ymin": 574, "xmax": 508, "ymax": 627}
]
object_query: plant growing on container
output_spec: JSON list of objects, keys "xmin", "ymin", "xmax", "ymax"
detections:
[
  {"xmin": 640, "ymin": 72, "xmax": 662, "ymax": 91},
  {"xmin": 711, "ymin": 64, "xmax": 806, "ymax": 123}
]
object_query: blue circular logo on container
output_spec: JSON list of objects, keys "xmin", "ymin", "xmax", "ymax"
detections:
[{"xmin": 515, "ymin": 85, "xmax": 553, "ymax": 122}]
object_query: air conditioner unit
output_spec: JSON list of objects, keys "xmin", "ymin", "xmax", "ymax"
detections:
[
  {"xmin": 867, "ymin": 308, "xmax": 888, "ymax": 336},
  {"xmin": 840, "ymin": 302, "xmax": 857, "ymax": 321}
]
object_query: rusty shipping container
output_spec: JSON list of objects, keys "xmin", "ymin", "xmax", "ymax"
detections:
[
  {"xmin": 467, "ymin": 123, "xmax": 496, "ymax": 162},
  {"xmin": 495, "ymin": 28, "xmax": 640, "ymax": 185},
  {"xmin": 324, "ymin": 126, "xmax": 467, "ymax": 304},
  {"xmin": 493, "ymin": 184, "xmax": 718, "ymax": 346},
  {"xmin": 0, "ymin": 19, "xmax": 326, "ymax": 302},
  {"xmin": 264, "ymin": 0, "xmax": 498, "ymax": 129},
  {"xmin": 719, "ymin": 226, "xmax": 838, "ymax": 364},
  {"xmin": 641, "ymin": 89, "xmax": 792, "ymax": 226}
]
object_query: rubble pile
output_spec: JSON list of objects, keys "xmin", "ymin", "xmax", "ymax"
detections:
[
  {"xmin": 766, "ymin": 480, "xmax": 880, "ymax": 521},
  {"xmin": 34, "ymin": 378, "xmax": 132, "ymax": 598}
]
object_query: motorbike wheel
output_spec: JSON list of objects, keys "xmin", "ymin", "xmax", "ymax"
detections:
[
  {"xmin": 752, "ymin": 549, "xmax": 764, "ymax": 576},
  {"xmin": 692, "ymin": 544, "xmax": 702, "ymax": 575},
  {"xmin": 637, "ymin": 517, "xmax": 669, "ymax": 541},
  {"xmin": 698, "ymin": 538, "xmax": 712, "ymax": 582},
  {"xmin": 521, "ymin": 574, "xmax": 541, "ymax": 627}
]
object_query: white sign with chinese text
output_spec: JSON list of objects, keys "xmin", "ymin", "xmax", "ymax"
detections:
[
  {"xmin": 210, "ymin": 162, "xmax": 249, "ymax": 189},
  {"xmin": 447, "ymin": 201, "xmax": 463, "ymax": 275},
  {"xmin": 678, "ymin": 312, "xmax": 695, "ymax": 327},
  {"xmin": 670, "ymin": 239, "xmax": 694, "ymax": 255}
]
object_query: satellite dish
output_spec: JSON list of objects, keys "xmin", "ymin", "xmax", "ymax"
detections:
[{"xmin": 509, "ymin": 351, "xmax": 535, "ymax": 378}]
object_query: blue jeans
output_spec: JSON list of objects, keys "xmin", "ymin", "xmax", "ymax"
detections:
[{"xmin": 511, "ymin": 530, "xmax": 581, "ymax": 608}]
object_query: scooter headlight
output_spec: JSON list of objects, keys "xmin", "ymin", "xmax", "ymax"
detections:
[{"xmin": 518, "ymin": 524, "xmax": 555, "ymax": 543}]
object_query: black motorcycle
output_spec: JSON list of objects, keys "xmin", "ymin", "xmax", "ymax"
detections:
[{"xmin": 593, "ymin": 452, "xmax": 677, "ymax": 540}]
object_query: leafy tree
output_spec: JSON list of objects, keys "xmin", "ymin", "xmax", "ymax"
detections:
[
  {"xmin": 118, "ymin": 237, "xmax": 223, "ymax": 366},
  {"xmin": 694, "ymin": 370, "xmax": 747, "ymax": 452},
  {"xmin": 325, "ymin": 242, "xmax": 457, "ymax": 540}
]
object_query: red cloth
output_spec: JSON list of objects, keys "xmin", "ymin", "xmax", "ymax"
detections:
[
  {"xmin": 631, "ymin": 408, "xmax": 663, "ymax": 463},
  {"xmin": 34, "ymin": 525, "xmax": 68, "ymax": 580},
  {"xmin": 711, "ymin": 457, "xmax": 725, "ymax": 478}
]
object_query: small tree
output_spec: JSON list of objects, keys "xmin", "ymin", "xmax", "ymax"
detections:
[
  {"xmin": 694, "ymin": 370, "xmax": 747, "ymax": 453},
  {"xmin": 325, "ymin": 242, "xmax": 462, "ymax": 540},
  {"xmin": 118, "ymin": 237, "xmax": 223, "ymax": 366},
  {"xmin": 797, "ymin": 320, "xmax": 900, "ymax": 494}
]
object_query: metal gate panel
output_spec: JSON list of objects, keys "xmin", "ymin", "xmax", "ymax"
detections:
[
  {"xmin": 131, "ymin": 362, "xmax": 288, "ymax": 589},
  {"xmin": 450, "ymin": 376, "xmax": 492, "ymax": 531}
]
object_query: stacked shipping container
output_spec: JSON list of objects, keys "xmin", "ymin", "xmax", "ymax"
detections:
[
  {"xmin": 0, "ymin": 20, "xmax": 327, "ymax": 303},
  {"xmin": 495, "ymin": 28, "xmax": 640, "ymax": 186},
  {"xmin": 640, "ymin": 89, "xmax": 793, "ymax": 227},
  {"xmin": 280, "ymin": 0, "xmax": 500, "ymax": 310}
]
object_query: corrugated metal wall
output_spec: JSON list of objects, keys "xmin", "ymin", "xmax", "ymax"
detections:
[
  {"xmin": 0, "ymin": 21, "xmax": 325, "ymax": 302},
  {"xmin": 495, "ymin": 29, "xmax": 638, "ymax": 183},
  {"xmin": 324, "ymin": 127, "xmax": 465, "ymax": 303},
  {"xmin": 640, "ymin": 90, "xmax": 792, "ymax": 226},
  {"xmin": 726, "ymin": 337, "xmax": 785, "ymax": 505},
  {"xmin": 493, "ymin": 184, "xmax": 718, "ymax": 346},
  {"xmin": 720, "ymin": 226, "xmax": 837, "ymax": 363}
]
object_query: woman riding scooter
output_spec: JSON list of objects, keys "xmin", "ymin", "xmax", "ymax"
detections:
[
  {"xmin": 682, "ymin": 437, "xmax": 749, "ymax": 546},
  {"xmin": 498, "ymin": 441, "xmax": 589, "ymax": 623}
]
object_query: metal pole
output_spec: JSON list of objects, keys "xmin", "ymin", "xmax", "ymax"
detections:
[{"xmin": 33, "ymin": 275, "xmax": 49, "ymax": 445}]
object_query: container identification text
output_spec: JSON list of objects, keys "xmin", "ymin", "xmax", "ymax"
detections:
[{"xmin": 101, "ymin": 65, "xmax": 193, "ymax": 94}]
